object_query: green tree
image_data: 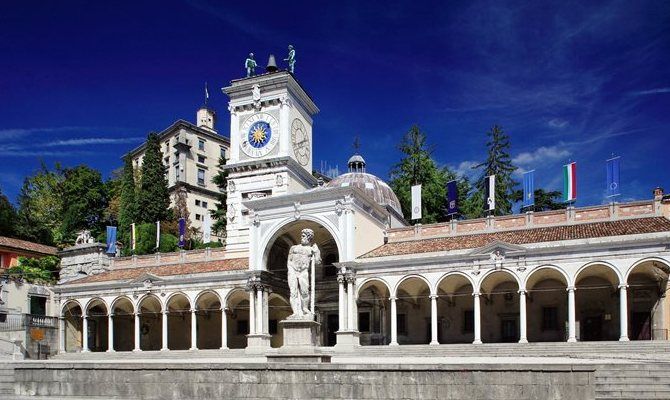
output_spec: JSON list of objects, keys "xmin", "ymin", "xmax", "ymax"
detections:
[
  {"xmin": 511, "ymin": 188, "xmax": 566, "ymax": 212},
  {"xmin": 472, "ymin": 125, "xmax": 518, "ymax": 216},
  {"xmin": 210, "ymin": 156, "xmax": 228, "ymax": 237},
  {"xmin": 389, "ymin": 125, "xmax": 451, "ymax": 224},
  {"xmin": 15, "ymin": 164, "xmax": 64, "ymax": 245},
  {"xmin": 7, "ymin": 256, "xmax": 60, "ymax": 284},
  {"xmin": 136, "ymin": 133, "xmax": 170, "ymax": 224},
  {"xmin": 59, "ymin": 165, "xmax": 108, "ymax": 243},
  {"xmin": 118, "ymin": 156, "xmax": 138, "ymax": 248},
  {"xmin": 0, "ymin": 186, "xmax": 17, "ymax": 237}
]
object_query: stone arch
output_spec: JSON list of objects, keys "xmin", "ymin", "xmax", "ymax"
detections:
[
  {"xmin": 624, "ymin": 258, "xmax": 670, "ymax": 340},
  {"xmin": 357, "ymin": 278, "xmax": 392, "ymax": 345},
  {"xmin": 395, "ymin": 275, "xmax": 432, "ymax": 344},
  {"xmin": 225, "ymin": 288, "xmax": 250, "ymax": 349},
  {"xmin": 479, "ymin": 269, "xmax": 521, "ymax": 343},
  {"xmin": 110, "ymin": 296, "xmax": 135, "ymax": 352},
  {"xmin": 524, "ymin": 265, "xmax": 569, "ymax": 290},
  {"xmin": 525, "ymin": 266, "xmax": 569, "ymax": 343},
  {"xmin": 61, "ymin": 300, "xmax": 83, "ymax": 352},
  {"xmin": 436, "ymin": 272, "xmax": 475, "ymax": 344},
  {"xmin": 195, "ymin": 290, "xmax": 223, "ymax": 350},
  {"xmin": 84, "ymin": 298, "xmax": 109, "ymax": 352},
  {"xmin": 574, "ymin": 262, "xmax": 622, "ymax": 341},
  {"xmin": 166, "ymin": 292, "xmax": 192, "ymax": 350},
  {"xmin": 625, "ymin": 257, "xmax": 670, "ymax": 283},
  {"xmin": 393, "ymin": 274, "xmax": 432, "ymax": 297},
  {"xmin": 477, "ymin": 268, "xmax": 522, "ymax": 294},
  {"xmin": 137, "ymin": 294, "xmax": 163, "ymax": 351}
]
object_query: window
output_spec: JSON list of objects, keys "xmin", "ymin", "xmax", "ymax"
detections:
[
  {"xmin": 195, "ymin": 200, "xmax": 201, "ymax": 206},
  {"xmin": 198, "ymin": 139, "xmax": 205, "ymax": 151},
  {"xmin": 174, "ymin": 165, "xmax": 180, "ymax": 181},
  {"xmin": 220, "ymin": 146, "xmax": 227, "ymax": 160},
  {"xmin": 463, "ymin": 310, "xmax": 474, "ymax": 333},
  {"xmin": 358, "ymin": 312, "xmax": 371, "ymax": 333},
  {"xmin": 397, "ymin": 314, "xmax": 408, "ymax": 336},
  {"xmin": 164, "ymin": 156, "xmax": 169, "ymax": 165},
  {"xmin": 195, "ymin": 214, "xmax": 201, "ymax": 221},
  {"xmin": 197, "ymin": 155, "xmax": 206, "ymax": 163},
  {"xmin": 202, "ymin": 201, "xmax": 208, "ymax": 208},
  {"xmin": 542, "ymin": 306, "xmax": 559, "ymax": 331},
  {"xmin": 269, "ymin": 319, "xmax": 278, "ymax": 335},
  {"xmin": 30, "ymin": 296, "xmax": 47, "ymax": 316},
  {"xmin": 197, "ymin": 168, "xmax": 205, "ymax": 186},
  {"xmin": 237, "ymin": 320, "xmax": 249, "ymax": 335}
]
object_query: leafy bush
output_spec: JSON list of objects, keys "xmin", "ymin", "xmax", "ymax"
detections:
[
  {"xmin": 7, "ymin": 256, "xmax": 60, "ymax": 284},
  {"xmin": 158, "ymin": 233, "xmax": 179, "ymax": 253}
]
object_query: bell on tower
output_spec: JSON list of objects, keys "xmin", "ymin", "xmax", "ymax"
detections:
[
  {"xmin": 197, "ymin": 82, "xmax": 216, "ymax": 131},
  {"xmin": 348, "ymin": 137, "xmax": 366, "ymax": 172}
]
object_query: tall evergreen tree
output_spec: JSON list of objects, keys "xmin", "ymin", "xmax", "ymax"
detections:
[
  {"xmin": 136, "ymin": 132, "xmax": 170, "ymax": 224},
  {"xmin": 210, "ymin": 157, "xmax": 228, "ymax": 238},
  {"xmin": 472, "ymin": 125, "xmax": 518, "ymax": 216},
  {"xmin": 59, "ymin": 165, "xmax": 108, "ymax": 243},
  {"xmin": 0, "ymin": 186, "xmax": 17, "ymax": 237},
  {"xmin": 389, "ymin": 125, "xmax": 450, "ymax": 224},
  {"xmin": 118, "ymin": 155, "xmax": 138, "ymax": 247},
  {"xmin": 15, "ymin": 164, "xmax": 64, "ymax": 245}
]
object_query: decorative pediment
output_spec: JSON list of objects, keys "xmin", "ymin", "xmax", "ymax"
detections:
[
  {"xmin": 129, "ymin": 273, "xmax": 164, "ymax": 288},
  {"xmin": 467, "ymin": 241, "xmax": 527, "ymax": 258}
]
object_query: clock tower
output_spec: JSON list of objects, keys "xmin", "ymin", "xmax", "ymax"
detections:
[{"xmin": 222, "ymin": 70, "xmax": 319, "ymax": 257}]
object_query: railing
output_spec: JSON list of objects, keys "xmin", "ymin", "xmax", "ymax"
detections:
[{"xmin": 0, "ymin": 313, "xmax": 58, "ymax": 331}]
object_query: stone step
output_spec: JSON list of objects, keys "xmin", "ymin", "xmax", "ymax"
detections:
[
  {"xmin": 597, "ymin": 375, "xmax": 670, "ymax": 383},
  {"xmin": 596, "ymin": 391, "xmax": 670, "ymax": 399},
  {"xmin": 596, "ymin": 383, "xmax": 670, "ymax": 391}
]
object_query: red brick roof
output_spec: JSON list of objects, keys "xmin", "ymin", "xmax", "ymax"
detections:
[
  {"xmin": 362, "ymin": 217, "xmax": 670, "ymax": 259},
  {"xmin": 0, "ymin": 236, "xmax": 57, "ymax": 256},
  {"xmin": 70, "ymin": 258, "xmax": 248, "ymax": 284}
]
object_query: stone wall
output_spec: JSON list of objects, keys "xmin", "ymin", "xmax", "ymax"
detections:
[{"xmin": 14, "ymin": 362, "xmax": 596, "ymax": 399}]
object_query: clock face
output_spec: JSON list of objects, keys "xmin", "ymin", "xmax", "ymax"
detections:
[
  {"xmin": 240, "ymin": 112, "xmax": 279, "ymax": 158},
  {"xmin": 291, "ymin": 118, "xmax": 310, "ymax": 166}
]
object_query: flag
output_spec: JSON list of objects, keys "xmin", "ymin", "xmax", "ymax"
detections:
[
  {"xmin": 607, "ymin": 156, "xmax": 621, "ymax": 198},
  {"xmin": 203, "ymin": 214, "xmax": 212, "ymax": 244},
  {"xmin": 563, "ymin": 162, "xmax": 577, "ymax": 203},
  {"xmin": 411, "ymin": 184, "xmax": 422, "ymax": 220},
  {"xmin": 523, "ymin": 170, "xmax": 535, "ymax": 208},
  {"xmin": 106, "ymin": 226, "xmax": 117, "ymax": 255},
  {"xmin": 484, "ymin": 175, "xmax": 495, "ymax": 211},
  {"xmin": 130, "ymin": 223, "xmax": 136, "ymax": 251},
  {"xmin": 156, "ymin": 221, "xmax": 160, "ymax": 249},
  {"xmin": 205, "ymin": 82, "xmax": 209, "ymax": 101},
  {"xmin": 178, "ymin": 218, "xmax": 186, "ymax": 248},
  {"xmin": 446, "ymin": 180, "xmax": 458, "ymax": 215}
]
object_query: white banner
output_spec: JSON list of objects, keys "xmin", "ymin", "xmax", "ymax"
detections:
[
  {"xmin": 203, "ymin": 213, "xmax": 212, "ymax": 243},
  {"xmin": 411, "ymin": 184, "xmax": 422, "ymax": 220}
]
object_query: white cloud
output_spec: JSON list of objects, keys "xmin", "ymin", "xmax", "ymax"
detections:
[
  {"xmin": 629, "ymin": 87, "xmax": 670, "ymax": 96},
  {"xmin": 512, "ymin": 146, "xmax": 571, "ymax": 166},
  {"xmin": 43, "ymin": 137, "xmax": 143, "ymax": 147},
  {"xmin": 0, "ymin": 126, "xmax": 97, "ymax": 140},
  {"xmin": 452, "ymin": 160, "xmax": 479, "ymax": 178},
  {"xmin": 548, "ymin": 118, "xmax": 569, "ymax": 128}
]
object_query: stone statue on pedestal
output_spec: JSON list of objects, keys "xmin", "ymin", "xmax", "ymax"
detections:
[
  {"xmin": 245, "ymin": 53, "xmax": 257, "ymax": 77},
  {"xmin": 284, "ymin": 45, "xmax": 296, "ymax": 74},
  {"xmin": 287, "ymin": 228, "xmax": 321, "ymax": 319}
]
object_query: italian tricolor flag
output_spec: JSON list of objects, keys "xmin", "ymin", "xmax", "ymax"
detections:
[{"xmin": 563, "ymin": 162, "xmax": 577, "ymax": 203}]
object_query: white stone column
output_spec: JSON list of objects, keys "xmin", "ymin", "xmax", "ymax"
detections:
[
  {"xmin": 473, "ymin": 293, "xmax": 482, "ymax": 344},
  {"xmin": 619, "ymin": 285, "xmax": 629, "ymax": 341},
  {"xmin": 256, "ymin": 288, "xmax": 263, "ymax": 335},
  {"xmin": 519, "ymin": 290, "xmax": 528, "ymax": 343},
  {"xmin": 133, "ymin": 312, "xmax": 141, "ymax": 351},
  {"xmin": 430, "ymin": 294, "xmax": 439, "ymax": 345},
  {"xmin": 567, "ymin": 287, "xmax": 576, "ymax": 342},
  {"xmin": 190, "ymin": 309, "xmax": 198, "ymax": 350},
  {"xmin": 107, "ymin": 314, "xmax": 114, "ymax": 352},
  {"xmin": 390, "ymin": 296, "xmax": 398, "ymax": 346},
  {"xmin": 221, "ymin": 308, "xmax": 228, "ymax": 350},
  {"xmin": 338, "ymin": 274, "xmax": 346, "ymax": 331},
  {"xmin": 248, "ymin": 290, "xmax": 256, "ymax": 335},
  {"xmin": 161, "ymin": 311, "xmax": 168, "ymax": 351},
  {"xmin": 347, "ymin": 277, "xmax": 355, "ymax": 331},
  {"xmin": 263, "ymin": 288, "xmax": 270, "ymax": 335},
  {"xmin": 81, "ymin": 315, "xmax": 89, "ymax": 352},
  {"xmin": 59, "ymin": 317, "xmax": 66, "ymax": 353}
]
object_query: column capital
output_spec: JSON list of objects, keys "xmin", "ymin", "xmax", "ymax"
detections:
[
  {"xmin": 472, "ymin": 292, "xmax": 481, "ymax": 297},
  {"xmin": 518, "ymin": 290, "xmax": 527, "ymax": 295},
  {"xmin": 618, "ymin": 284, "xmax": 629, "ymax": 289},
  {"xmin": 429, "ymin": 294, "xmax": 439, "ymax": 300},
  {"xmin": 389, "ymin": 296, "xmax": 397, "ymax": 301},
  {"xmin": 566, "ymin": 286, "xmax": 576, "ymax": 292}
]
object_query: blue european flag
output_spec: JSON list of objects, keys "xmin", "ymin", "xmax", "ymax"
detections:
[
  {"xmin": 106, "ymin": 226, "xmax": 117, "ymax": 255},
  {"xmin": 523, "ymin": 170, "xmax": 535, "ymax": 208},
  {"xmin": 607, "ymin": 156, "xmax": 621, "ymax": 198}
]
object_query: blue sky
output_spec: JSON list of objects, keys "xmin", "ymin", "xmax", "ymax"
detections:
[{"xmin": 1, "ymin": 1, "xmax": 669, "ymax": 207}]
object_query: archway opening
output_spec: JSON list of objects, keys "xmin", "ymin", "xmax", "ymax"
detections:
[
  {"xmin": 357, "ymin": 280, "xmax": 390, "ymax": 345},
  {"xmin": 195, "ymin": 292, "xmax": 222, "ymax": 349},
  {"xmin": 268, "ymin": 294, "xmax": 292, "ymax": 348},
  {"xmin": 627, "ymin": 260, "xmax": 670, "ymax": 340},
  {"xmin": 167, "ymin": 293, "xmax": 192, "ymax": 350},
  {"xmin": 62, "ymin": 301, "xmax": 82, "ymax": 352},
  {"xmin": 138, "ymin": 295, "xmax": 162, "ymax": 351},
  {"xmin": 226, "ymin": 289, "xmax": 249, "ymax": 349},
  {"xmin": 437, "ymin": 274, "xmax": 474, "ymax": 344},
  {"xmin": 480, "ymin": 271, "xmax": 520, "ymax": 343},
  {"xmin": 86, "ymin": 299, "xmax": 108, "ymax": 352},
  {"xmin": 526, "ymin": 268, "xmax": 568, "ymax": 342},
  {"xmin": 575, "ymin": 264, "xmax": 620, "ymax": 341},
  {"xmin": 396, "ymin": 277, "xmax": 431, "ymax": 344},
  {"xmin": 111, "ymin": 297, "xmax": 134, "ymax": 351}
]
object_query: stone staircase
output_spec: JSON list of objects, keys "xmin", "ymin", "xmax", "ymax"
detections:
[
  {"xmin": 595, "ymin": 363, "xmax": 670, "ymax": 399},
  {"xmin": 0, "ymin": 362, "xmax": 15, "ymax": 397}
]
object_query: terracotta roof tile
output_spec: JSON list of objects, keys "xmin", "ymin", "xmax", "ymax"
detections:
[
  {"xmin": 0, "ymin": 236, "xmax": 58, "ymax": 256},
  {"xmin": 362, "ymin": 217, "xmax": 670, "ymax": 259},
  {"xmin": 70, "ymin": 258, "xmax": 248, "ymax": 284}
]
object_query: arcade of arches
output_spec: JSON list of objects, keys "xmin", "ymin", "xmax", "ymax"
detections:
[{"xmin": 59, "ymin": 257, "xmax": 670, "ymax": 352}]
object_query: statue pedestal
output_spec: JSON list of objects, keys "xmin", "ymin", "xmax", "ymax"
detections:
[
  {"xmin": 245, "ymin": 334, "xmax": 271, "ymax": 354},
  {"xmin": 335, "ymin": 330, "xmax": 360, "ymax": 348},
  {"xmin": 266, "ymin": 319, "xmax": 330, "ymax": 363}
]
